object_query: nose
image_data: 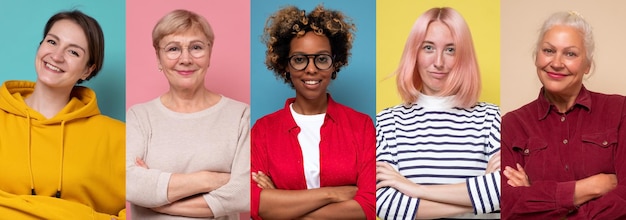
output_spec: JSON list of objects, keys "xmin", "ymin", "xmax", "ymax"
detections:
[
  {"xmin": 51, "ymin": 48, "xmax": 65, "ymax": 62},
  {"xmin": 550, "ymin": 53, "xmax": 564, "ymax": 70},
  {"xmin": 304, "ymin": 56, "xmax": 317, "ymax": 74},
  {"xmin": 178, "ymin": 49, "xmax": 193, "ymax": 64},
  {"xmin": 434, "ymin": 51, "xmax": 444, "ymax": 69}
]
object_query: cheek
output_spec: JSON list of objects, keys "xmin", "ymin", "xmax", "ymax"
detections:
[
  {"xmin": 445, "ymin": 55, "xmax": 456, "ymax": 69},
  {"xmin": 416, "ymin": 54, "xmax": 431, "ymax": 70},
  {"xmin": 535, "ymin": 54, "xmax": 548, "ymax": 68}
]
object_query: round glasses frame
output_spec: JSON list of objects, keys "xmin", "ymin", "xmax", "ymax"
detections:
[
  {"xmin": 288, "ymin": 54, "xmax": 334, "ymax": 71},
  {"xmin": 160, "ymin": 42, "xmax": 210, "ymax": 60}
]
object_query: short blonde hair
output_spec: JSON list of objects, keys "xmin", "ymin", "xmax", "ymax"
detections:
[
  {"xmin": 395, "ymin": 7, "xmax": 481, "ymax": 108},
  {"xmin": 152, "ymin": 9, "xmax": 214, "ymax": 52}
]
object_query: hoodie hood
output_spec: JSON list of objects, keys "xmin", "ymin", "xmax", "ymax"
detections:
[{"xmin": 0, "ymin": 80, "xmax": 100, "ymax": 124}]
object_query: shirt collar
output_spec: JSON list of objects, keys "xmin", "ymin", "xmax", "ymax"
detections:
[
  {"xmin": 536, "ymin": 85, "xmax": 592, "ymax": 120},
  {"xmin": 282, "ymin": 93, "xmax": 337, "ymax": 130}
]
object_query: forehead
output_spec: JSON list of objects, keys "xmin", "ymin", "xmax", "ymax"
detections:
[
  {"xmin": 48, "ymin": 19, "xmax": 89, "ymax": 48},
  {"xmin": 424, "ymin": 21, "xmax": 453, "ymax": 43},
  {"xmin": 160, "ymin": 28, "xmax": 208, "ymax": 45},
  {"xmin": 543, "ymin": 25, "xmax": 584, "ymax": 47},
  {"xmin": 289, "ymin": 31, "xmax": 331, "ymax": 54}
]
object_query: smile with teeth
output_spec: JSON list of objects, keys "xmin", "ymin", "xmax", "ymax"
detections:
[
  {"xmin": 45, "ymin": 62, "xmax": 64, "ymax": 73},
  {"xmin": 303, "ymin": 80, "xmax": 321, "ymax": 85}
]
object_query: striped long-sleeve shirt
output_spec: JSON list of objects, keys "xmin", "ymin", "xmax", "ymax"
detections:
[{"xmin": 376, "ymin": 94, "xmax": 501, "ymax": 219}]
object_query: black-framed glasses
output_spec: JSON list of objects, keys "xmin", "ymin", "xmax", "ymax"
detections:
[
  {"xmin": 288, "ymin": 54, "xmax": 334, "ymax": 71},
  {"xmin": 160, "ymin": 42, "xmax": 210, "ymax": 60}
]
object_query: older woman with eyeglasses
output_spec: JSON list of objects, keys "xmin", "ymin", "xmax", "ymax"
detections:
[
  {"xmin": 126, "ymin": 9, "xmax": 250, "ymax": 219},
  {"xmin": 250, "ymin": 4, "xmax": 376, "ymax": 219}
]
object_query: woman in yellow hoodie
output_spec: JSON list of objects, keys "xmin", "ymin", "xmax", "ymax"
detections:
[{"xmin": 0, "ymin": 10, "xmax": 126, "ymax": 219}]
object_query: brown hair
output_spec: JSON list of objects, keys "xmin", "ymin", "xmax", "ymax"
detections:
[{"xmin": 42, "ymin": 10, "xmax": 104, "ymax": 84}]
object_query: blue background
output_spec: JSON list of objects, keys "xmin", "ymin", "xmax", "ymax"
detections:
[
  {"xmin": 0, "ymin": 0, "xmax": 126, "ymax": 121},
  {"xmin": 250, "ymin": 0, "xmax": 377, "ymax": 124}
]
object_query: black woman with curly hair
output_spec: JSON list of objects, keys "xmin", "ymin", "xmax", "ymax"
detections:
[{"xmin": 250, "ymin": 4, "xmax": 375, "ymax": 220}]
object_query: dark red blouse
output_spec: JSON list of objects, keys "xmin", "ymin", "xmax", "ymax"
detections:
[{"xmin": 501, "ymin": 86, "xmax": 626, "ymax": 219}]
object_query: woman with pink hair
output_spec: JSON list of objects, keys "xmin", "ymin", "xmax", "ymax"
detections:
[{"xmin": 376, "ymin": 7, "xmax": 501, "ymax": 219}]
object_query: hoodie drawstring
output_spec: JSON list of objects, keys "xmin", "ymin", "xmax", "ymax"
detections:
[
  {"xmin": 26, "ymin": 110, "xmax": 65, "ymax": 199},
  {"xmin": 26, "ymin": 111, "xmax": 36, "ymax": 196},
  {"xmin": 56, "ymin": 120, "xmax": 65, "ymax": 198}
]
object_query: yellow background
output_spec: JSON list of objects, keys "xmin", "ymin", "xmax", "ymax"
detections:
[{"xmin": 376, "ymin": 0, "xmax": 501, "ymax": 113}]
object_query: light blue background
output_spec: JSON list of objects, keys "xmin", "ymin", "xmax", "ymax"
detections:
[
  {"xmin": 0, "ymin": 0, "xmax": 126, "ymax": 121},
  {"xmin": 250, "ymin": 0, "xmax": 376, "ymax": 124}
]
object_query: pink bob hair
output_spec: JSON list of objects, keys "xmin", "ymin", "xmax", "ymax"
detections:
[{"xmin": 395, "ymin": 7, "xmax": 481, "ymax": 108}]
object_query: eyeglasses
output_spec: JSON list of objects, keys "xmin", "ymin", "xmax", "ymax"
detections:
[
  {"xmin": 288, "ymin": 54, "xmax": 334, "ymax": 71},
  {"xmin": 160, "ymin": 42, "xmax": 209, "ymax": 60}
]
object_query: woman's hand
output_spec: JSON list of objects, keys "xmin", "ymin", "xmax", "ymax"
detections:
[
  {"xmin": 485, "ymin": 151, "xmax": 501, "ymax": 174},
  {"xmin": 503, "ymin": 163, "xmax": 530, "ymax": 187},
  {"xmin": 376, "ymin": 161, "xmax": 420, "ymax": 198},
  {"xmin": 136, "ymin": 157, "xmax": 149, "ymax": 169},
  {"xmin": 252, "ymin": 171, "xmax": 276, "ymax": 189}
]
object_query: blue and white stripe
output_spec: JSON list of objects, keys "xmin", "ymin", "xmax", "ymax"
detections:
[{"xmin": 376, "ymin": 102, "xmax": 501, "ymax": 219}]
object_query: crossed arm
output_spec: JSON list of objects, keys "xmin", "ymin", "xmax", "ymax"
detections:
[
  {"xmin": 376, "ymin": 151, "xmax": 501, "ymax": 219},
  {"xmin": 252, "ymin": 172, "xmax": 364, "ymax": 220},
  {"xmin": 504, "ymin": 163, "xmax": 617, "ymax": 207},
  {"xmin": 133, "ymin": 158, "xmax": 230, "ymax": 217}
]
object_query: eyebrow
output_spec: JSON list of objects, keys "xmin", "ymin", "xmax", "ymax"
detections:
[
  {"xmin": 162, "ymin": 40, "xmax": 208, "ymax": 46},
  {"xmin": 422, "ymin": 41, "xmax": 455, "ymax": 47},
  {"xmin": 542, "ymin": 42, "xmax": 580, "ymax": 50},
  {"xmin": 290, "ymin": 50, "xmax": 332, "ymax": 55},
  {"xmin": 47, "ymin": 34, "xmax": 87, "ymax": 54}
]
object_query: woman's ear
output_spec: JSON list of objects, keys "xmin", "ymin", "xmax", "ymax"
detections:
[{"xmin": 82, "ymin": 64, "xmax": 96, "ymax": 80}]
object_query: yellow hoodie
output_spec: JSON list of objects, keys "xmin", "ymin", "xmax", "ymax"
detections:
[{"xmin": 0, "ymin": 81, "xmax": 125, "ymax": 219}]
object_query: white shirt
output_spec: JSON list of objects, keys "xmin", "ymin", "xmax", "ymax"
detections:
[{"xmin": 290, "ymin": 103, "xmax": 325, "ymax": 189}]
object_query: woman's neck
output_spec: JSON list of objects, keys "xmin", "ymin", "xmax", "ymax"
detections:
[
  {"xmin": 25, "ymin": 83, "xmax": 72, "ymax": 119},
  {"xmin": 161, "ymin": 86, "xmax": 219, "ymax": 113},
  {"xmin": 544, "ymin": 86, "xmax": 581, "ymax": 113},
  {"xmin": 292, "ymin": 94, "xmax": 328, "ymax": 115}
]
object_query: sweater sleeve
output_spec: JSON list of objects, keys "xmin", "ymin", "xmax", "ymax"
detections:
[
  {"xmin": 375, "ymin": 111, "xmax": 420, "ymax": 220},
  {"xmin": 0, "ymin": 190, "xmax": 122, "ymax": 220},
  {"xmin": 203, "ymin": 105, "xmax": 251, "ymax": 217},
  {"xmin": 125, "ymin": 107, "xmax": 172, "ymax": 208},
  {"xmin": 466, "ymin": 106, "xmax": 501, "ymax": 214},
  {"xmin": 353, "ymin": 115, "xmax": 376, "ymax": 219}
]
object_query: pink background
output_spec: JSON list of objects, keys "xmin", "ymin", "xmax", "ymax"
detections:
[
  {"xmin": 125, "ymin": 0, "xmax": 251, "ymax": 219},
  {"xmin": 126, "ymin": 0, "xmax": 251, "ymax": 109}
]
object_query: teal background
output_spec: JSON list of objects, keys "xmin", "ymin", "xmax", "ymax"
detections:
[
  {"xmin": 0, "ymin": 0, "xmax": 126, "ymax": 121},
  {"xmin": 250, "ymin": 0, "xmax": 377, "ymax": 124}
]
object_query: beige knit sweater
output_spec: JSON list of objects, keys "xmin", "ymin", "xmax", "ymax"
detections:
[{"xmin": 126, "ymin": 96, "xmax": 250, "ymax": 219}]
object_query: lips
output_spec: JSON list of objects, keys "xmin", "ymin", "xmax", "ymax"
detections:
[
  {"xmin": 45, "ymin": 62, "xmax": 64, "ymax": 73},
  {"xmin": 546, "ymin": 71, "xmax": 569, "ymax": 79},
  {"xmin": 429, "ymin": 71, "xmax": 448, "ymax": 79},
  {"xmin": 303, "ymin": 80, "xmax": 321, "ymax": 85},
  {"xmin": 176, "ymin": 70, "xmax": 196, "ymax": 75}
]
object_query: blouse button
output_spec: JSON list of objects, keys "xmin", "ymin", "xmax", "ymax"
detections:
[
  {"xmin": 563, "ymin": 139, "xmax": 568, "ymax": 144},
  {"xmin": 603, "ymin": 140, "xmax": 608, "ymax": 146},
  {"xmin": 523, "ymin": 149, "xmax": 530, "ymax": 154},
  {"xmin": 560, "ymin": 116, "xmax": 565, "ymax": 122}
]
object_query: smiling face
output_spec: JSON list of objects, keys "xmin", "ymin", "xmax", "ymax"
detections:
[
  {"xmin": 417, "ymin": 21, "xmax": 456, "ymax": 96},
  {"xmin": 287, "ymin": 31, "xmax": 334, "ymax": 102},
  {"xmin": 157, "ymin": 28, "xmax": 212, "ymax": 91},
  {"xmin": 535, "ymin": 25, "xmax": 590, "ymax": 97},
  {"xmin": 34, "ymin": 19, "xmax": 94, "ymax": 89}
]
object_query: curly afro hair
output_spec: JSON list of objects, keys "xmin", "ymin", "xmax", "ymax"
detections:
[{"xmin": 262, "ymin": 4, "xmax": 356, "ymax": 86}]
